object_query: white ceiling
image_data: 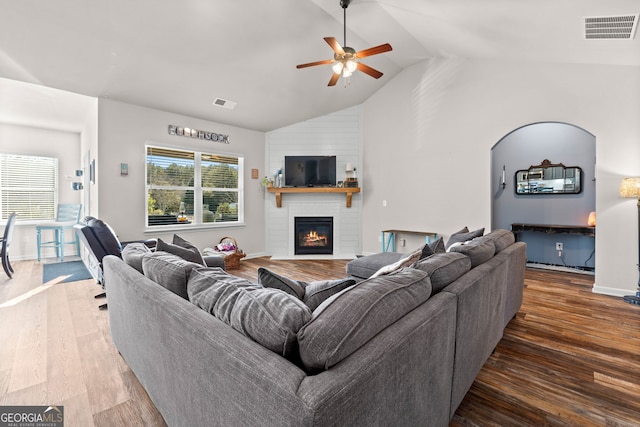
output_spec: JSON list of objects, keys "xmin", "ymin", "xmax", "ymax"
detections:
[{"xmin": 0, "ymin": 0, "xmax": 638, "ymax": 133}]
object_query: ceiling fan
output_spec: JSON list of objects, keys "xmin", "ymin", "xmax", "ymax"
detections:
[{"xmin": 296, "ymin": 0, "xmax": 392, "ymax": 86}]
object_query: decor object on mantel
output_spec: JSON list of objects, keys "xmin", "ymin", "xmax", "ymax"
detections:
[
  {"xmin": 295, "ymin": 0, "xmax": 392, "ymax": 86},
  {"xmin": 620, "ymin": 177, "xmax": 640, "ymax": 305}
]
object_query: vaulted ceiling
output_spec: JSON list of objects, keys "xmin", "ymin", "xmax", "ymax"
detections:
[{"xmin": 0, "ymin": 0, "xmax": 638, "ymax": 133}]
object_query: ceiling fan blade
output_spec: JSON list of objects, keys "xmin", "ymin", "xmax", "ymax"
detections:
[
  {"xmin": 357, "ymin": 62, "xmax": 383, "ymax": 79},
  {"xmin": 296, "ymin": 59, "xmax": 334, "ymax": 69},
  {"xmin": 324, "ymin": 37, "xmax": 345, "ymax": 56},
  {"xmin": 355, "ymin": 43, "xmax": 392, "ymax": 59},
  {"xmin": 328, "ymin": 73, "xmax": 340, "ymax": 86}
]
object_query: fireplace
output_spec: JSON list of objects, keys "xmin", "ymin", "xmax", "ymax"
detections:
[{"xmin": 294, "ymin": 217, "xmax": 333, "ymax": 255}]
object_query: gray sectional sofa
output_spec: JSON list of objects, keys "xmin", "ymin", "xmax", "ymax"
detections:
[{"xmin": 103, "ymin": 228, "xmax": 526, "ymax": 426}]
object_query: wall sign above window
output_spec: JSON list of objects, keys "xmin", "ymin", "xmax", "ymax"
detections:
[{"xmin": 168, "ymin": 125, "xmax": 230, "ymax": 144}]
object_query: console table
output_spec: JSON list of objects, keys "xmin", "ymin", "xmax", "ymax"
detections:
[
  {"xmin": 267, "ymin": 187, "xmax": 360, "ymax": 208},
  {"xmin": 381, "ymin": 229, "xmax": 439, "ymax": 252},
  {"xmin": 510, "ymin": 223, "xmax": 595, "ymax": 240}
]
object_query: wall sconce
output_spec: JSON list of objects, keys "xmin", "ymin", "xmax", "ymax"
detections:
[
  {"xmin": 620, "ymin": 177, "xmax": 640, "ymax": 305},
  {"xmin": 501, "ymin": 165, "xmax": 506, "ymax": 189}
]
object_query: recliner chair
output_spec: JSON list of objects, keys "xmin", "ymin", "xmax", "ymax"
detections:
[{"xmin": 75, "ymin": 216, "xmax": 157, "ymax": 309}]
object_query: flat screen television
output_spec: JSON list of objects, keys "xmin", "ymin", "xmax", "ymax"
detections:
[{"xmin": 284, "ymin": 155, "xmax": 337, "ymax": 187}]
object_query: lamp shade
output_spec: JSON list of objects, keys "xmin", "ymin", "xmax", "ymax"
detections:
[
  {"xmin": 587, "ymin": 211, "xmax": 596, "ymax": 226},
  {"xmin": 620, "ymin": 177, "xmax": 640, "ymax": 198},
  {"xmin": 345, "ymin": 162, "xmax": 354, "ymax": 172}
]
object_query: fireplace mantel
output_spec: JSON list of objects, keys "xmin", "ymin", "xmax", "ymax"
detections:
[{"xmin": 267, "ymin": 187, "xmax": 360, "ymax": 208}]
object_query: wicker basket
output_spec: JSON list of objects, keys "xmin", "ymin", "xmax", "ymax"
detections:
[{"xmin": 219, "ymin": 237, "xmax": 245, "ymax": 269}]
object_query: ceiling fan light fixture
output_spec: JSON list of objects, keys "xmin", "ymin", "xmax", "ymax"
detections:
[{"xmin": 295, "ymin": 0, "xmax": 391, "ymax": 86}]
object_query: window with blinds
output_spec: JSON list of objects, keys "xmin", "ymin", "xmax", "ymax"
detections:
[
  {"xmin": 0, "ymin": 153, "xmax": 58, "ymax": 220},
  {"xmin": 146, "ymin": 146, "xmax": 243, "ymax": 227}
]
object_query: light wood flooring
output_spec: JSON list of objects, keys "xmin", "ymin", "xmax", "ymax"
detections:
[{"xmin": 0, "ymin": 258, "xmax": 638, "ymax": 426}]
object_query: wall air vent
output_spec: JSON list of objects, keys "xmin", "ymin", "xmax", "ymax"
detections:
[
  {"xmin": 212, "ymin": 97, "xmax": 237, "ymax": 110},
  {"xmin": 583, "ymin": 14, "xmax": 638, "ymax": 40}
]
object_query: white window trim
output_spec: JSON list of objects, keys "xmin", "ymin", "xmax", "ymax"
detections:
[{"xmin": 145, "ymin": 144, "xmax": 244, "ymax": 231}]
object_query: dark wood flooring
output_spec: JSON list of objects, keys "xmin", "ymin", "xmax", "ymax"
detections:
[{"xmin": 0, "ymin": 258, "xmax": 638, "ymax": 426}]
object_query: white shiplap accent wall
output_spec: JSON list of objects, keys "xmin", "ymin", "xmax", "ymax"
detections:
[{"xmin": 265, "ymin": 106, "xmax": 362, "ymax": 259}]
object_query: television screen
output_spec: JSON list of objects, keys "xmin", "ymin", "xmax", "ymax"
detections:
[{"xmin": 284, "ymin": 155, "xmax": 336, "ymax": 187}]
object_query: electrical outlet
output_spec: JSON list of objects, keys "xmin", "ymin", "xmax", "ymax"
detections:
[
  {"xmin": 555, "ymin": 242, "xmax": 563, "ymax": 251},
  {"xmin": 400, "ymin": 239, "xmax": 406, "ymax": 247},
  {"xmin": 558, "ymin": 251, "xmax": 562, "ymax": 257},
  {"xmin": 382, "ymin": 200, "xmax": 387, "ymax": 207}
]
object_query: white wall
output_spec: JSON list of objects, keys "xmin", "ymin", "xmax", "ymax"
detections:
[
  {"xmin": 97, "ymin": 99, "xmax": 266, "ymax": 257},
  {"xmin": 362, "ymin": 58, "xmax": 640, "ymax": 297},
  {"xmin": 0, "ymin": 123, "xmax": 82, "ymax": 260},
  {"xmin": 265, "ymin": 106, "xmax": 362, "ymax": 258}
]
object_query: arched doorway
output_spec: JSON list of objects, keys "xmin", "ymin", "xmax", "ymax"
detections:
[{"xmin": 491, "ymin": 122, "xmax": 596, "ymax": 271}]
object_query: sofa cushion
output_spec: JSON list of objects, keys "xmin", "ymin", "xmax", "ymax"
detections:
[
  {"xmin": 257, "ymin": 267, "xmax": 305, "ymax": 299},
  {"xmin": 302, "ymin": 278, "xmax": 356, "ymax": 311},
  {"xmin": 188, "ymin": 268, "xmax": 311, "ymax": 357},
  {"xmin": 370, "ymin": 247, "xmax": 423, "ymax": 278},
  {"xmin": 346, "ymin": 252, "xmax": 405, "ymax": 279},
  {"xmin": 410, "ymin": 252, "xmax": 472, "ymax": 293},
  {"xmin": 449, "ymin": 237, "xmax": 496, "ymax": 268},
  {"xmin": 445, "ymin": 227, "xmax": 485, "ymax": 250},
  {"xmin": 297, "ymin": 267, "xmax": 432, "ymax": 371},
  {"xmin": 157, "ymin": 238, "xmax": 205, "ymax": 266},
  {"xmin": 142, "ymin": 251, "xmax": 203, "ymax": 299},
  {"xmin": 121, "ymin": 242, "xmax": 152, "ymax": 273},
  {"xmin": 482, "ymin": 229, "xmax": 515, "ymax": 253}
]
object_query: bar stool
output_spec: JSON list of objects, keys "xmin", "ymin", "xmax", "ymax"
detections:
[{"xmin": 36, "ymin": 204, "xmax": 82, "ymax": 262}]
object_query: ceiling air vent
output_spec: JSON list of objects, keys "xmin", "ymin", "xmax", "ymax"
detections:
[
  {"xmin": 583, "ymin": 14, "xmax": 638, "ymax": 40},
  {"xmin": 212, "ymin": 97, "xmax": 237, "ymax": 110}
]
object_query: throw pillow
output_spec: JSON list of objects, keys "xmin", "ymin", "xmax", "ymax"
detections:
[
  {"xmin": 188, "ymin": 268, "xmax": 311, "ymax": 357},
  {"xmin": 121, "ymin": 242, "xmax": 152, "ymax": 273},
  {"xmin": 257, "ymin": 268, "xmax": 356, "ymax": 310},
  {"xmin": 142, "ymin": 251, "xmax": 203, "ymax": 299},
  {"xmin": 420, "ymin": 243, "xmax": 434, "ymax": 259},
  {"xmin": 172, "ymin": 234, "xmax": 207, "ymax": 265},
  {"xmin": 297, "ymin": 267, "xmax": 433, "ymax": 371},
  {"xmin": 429, "ymin": 237, "xmax": 446, "ymax": 254},
  {"xmin": 370, "ymin": 247, "xmax": 422, "ymax": 278},
  {"xmin": 257, "ymin": 267, "xmax": 305, "ymax": 300},
  {"xmin": 302, "ymin": 278, "xmax": 356, "ymax": 311},
  {"xmin": 445, "ymin": 227, "xmax": 485, "ymax": 250},
  {"xmin": 157, "ymin": 238, "xmax": 205, "ymax": 266}
]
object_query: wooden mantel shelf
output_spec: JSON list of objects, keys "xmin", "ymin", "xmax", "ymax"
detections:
[{"xmin": 267, "ymin": 187, "xmax": 361, "ymax": 208}]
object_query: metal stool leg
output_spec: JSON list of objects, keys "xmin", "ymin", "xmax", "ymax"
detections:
[
  {"xmin": 58, "ymin": 228, "xmax": 65, "ymax": 262},
  {"xmin": 37, "ymin": 228, "xmax": 42, "ymax": 262}
]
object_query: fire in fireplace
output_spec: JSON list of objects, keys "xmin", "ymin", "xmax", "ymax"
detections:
[{"xmin": 294, "ymin": 217, "xmax": 333, "ymax": 255}]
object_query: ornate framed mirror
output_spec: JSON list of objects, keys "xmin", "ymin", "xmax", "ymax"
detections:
[{"xmin": 515, "ymin": 159, "xmax": 582, "ymax": 195}]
